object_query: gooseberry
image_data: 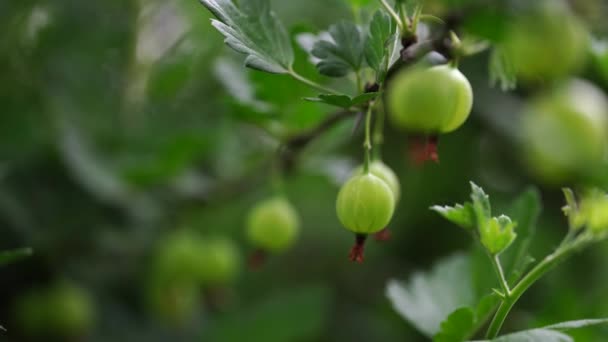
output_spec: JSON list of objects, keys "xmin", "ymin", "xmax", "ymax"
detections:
[
  {"xmin": 522, "ymin": 79, "xmax": 608, "ymax": 184},
  {"xmin": 502, "ymin": 3, "xmax": 588, "ymax": 82},
  {"xmin": 353, "ymin": 161, "xmax": 401, "ymax": 203},
  {"xmin": 386, "ymin": 64, "xmax": 473, "ymax": 134},
  {"xmin": 336, "ymin": 173, "xmax": 395, "ymax": 234},
  {"xmin": 15, "ymin": 282, "xmax": 94, "ymax": 338},
  {"xmin": 246, "ymin": 196, "xmax": 300, "ymax": 253}
]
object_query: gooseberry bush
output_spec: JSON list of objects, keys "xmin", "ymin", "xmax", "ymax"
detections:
[{"xmin": 199, "ymin": 0, "xmax": 608, "ymax": 340}]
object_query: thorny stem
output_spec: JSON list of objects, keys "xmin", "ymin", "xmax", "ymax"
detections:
[
  {"xmin": 485, "ymin": 234, "xmax": 594, "ymax": 339},
  {"xmin": 379, "ymin": 0, "xmax": 403, "ymax": 29},
  {"xmin": 288, "ymin": 69, "xmax": 341, "ymax": 95}
]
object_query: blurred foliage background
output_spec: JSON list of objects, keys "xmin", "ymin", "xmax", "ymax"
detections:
[{"xmin": 1, "ymin": 0, "xmax": 608, "ymax": 341}]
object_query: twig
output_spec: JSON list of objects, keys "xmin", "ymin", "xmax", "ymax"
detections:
[{"xmin": 280, "ymin": 110, "xmax": 359, "ymax": 172}]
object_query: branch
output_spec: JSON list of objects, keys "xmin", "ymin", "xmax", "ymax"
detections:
[{"xmin": 280, "ymin": 109, "xmax": 359, "ymax": 172}]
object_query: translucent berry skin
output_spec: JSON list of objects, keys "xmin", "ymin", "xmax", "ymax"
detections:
[
  {"xmin": 353, "ymin": 161, "xmax": 401, "ymax": 203},
  {"xmin": 523, "ymin": 79, "xmax": 608, "ymax": 183},
  {"xmin": 246, "ymin": 197, "xmax": 300, "ymax": 252},
  {"xmin": 503, "ymin": 4, "xmax": 588, "ymax": 82},
  {"xmin": 336, "ymin": 173, "xmax": 395, "ymax": 234},
  {"xmin": 386, "ymin": 64, "xmax": 473, "ymax": 134},
  {"xmin": 199, "ymin": 237, "xmax": 240, "ymax": 285}
]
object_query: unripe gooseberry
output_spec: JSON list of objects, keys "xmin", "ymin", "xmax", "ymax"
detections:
[
  {"xmin": 336, "ymin": 173, "xmax": 395, "ymax": 234},
  {"xmin": 386, "ymin": 64, "xmax": 473, "ymax": 134},
  {"xmin": 198, "ymin": 237, "xmax": 240, "ymax": 285},
  {"xmin": 522, "ymin": 79, "xmax": 608, "ymax": 184},
  {"xmin": 246, "ymin": 196, "xmax": 300, "ymax": 253},
  {"xmin": 15, "ymin": 282, "xmax": 94, "ymax": 338},
  {"xmin": 502, "ymin": 3, "xmax": 588, "ymax": 82},
  {"xmin": 353, "ymin": 161, "xmax": 400, "ymax": 203}
]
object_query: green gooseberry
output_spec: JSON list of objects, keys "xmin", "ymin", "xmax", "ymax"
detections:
[
  {"xmin": 386, "ymin": 64, "xmax": 473, "ymax": 134},
  {"xmin": 353, "ymin": 161, "xmax": 401, "ymax": 203},
  {"xmin": 502, "ymin": 3, "xmax": 588, "ymax": 82},
  {"xmin": 336, "ymin": 173, "xmax": 395, "ymax": 234},
  {"xmin": 523, "ymin": 79, "xmax": 608, "ymax": 184},
  {"xmin": 246, "ymin": 196, "xmax": 300, "ymax": 252},
  {"xmin": 15, "ymin": 282, "xmax": 94, "ymax": 338},
  {"xmin": 198, "ymin": 237, "xmax": 240, "ymax": 285}
]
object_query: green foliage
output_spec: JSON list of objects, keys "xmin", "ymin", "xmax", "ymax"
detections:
[
  {"xmin": 0, "ymin": 247, "xmax": 32, "ymax": 267},
  {"xmin": 431, "ymin": 203, "xmax": 476, "ymax": 230},
  {"xmin": 365, "ymin": 10, "xmax": 397, "ymax": 82},
  {"xmin": 311, "ymin": 21, "xmax": 366, "ymax": 77},
  {"xmin": 433, "ymin": 307, "xmax": 475, "ymax": 342},
  {"xmin": 304, "ymin": 92, "xmax": 379, "ymax": 108},
  {"xmin": 201, "ymin": 0, "xmax": 294, "ymax": 73},
  {"xmin": 386, "ymin": 253, "xmax": 475, "ymax": 337},
  {"xmin": 205, "ymin": 286, "xmax": 330, "ymax": 342}
]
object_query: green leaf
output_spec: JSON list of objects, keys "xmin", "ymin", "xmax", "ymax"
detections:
[
  {"xmin": 201, "ymin": 0, "xmax": 294, "ymax": 74},
  {"xmin": 501, "ymin": 187, "xmax": 541, "ymax": 282},
  {"xmin": 386, "ymin": 253, "xmax": 475, "ymax": 337},
  {"xmin": 0, "ymin": 247, "xmax": 33, "ymax": 266},
  {"xmin": 347, "ymin": 0, "xmax": 372, "ymax": 7},
  {"xmin": 206, "ymin": 286, "xmax": 330, "ymax": 342},
  {"xmin": 479, "ymin": 215, "xmax": 517, "ymax": 255},
  {"xmin": 365, "ymin": 10, "xmax": 397, "ymax": 81},
  {"xmin": 433, "ymin": 307, "xmax": 475, "ymax": 342},
  {"xmin": 431, "ymin": 203, "xmax": 476, "ymax": 230},
  {"xmin": 489, "ymin": 47, "xmax": 517, "ymax": 91},
  {"xmin": 490, "ymin": 329, "xmax": 573, "ymax": 342},
  {"xmin": 543, "ymin": 318, "xmax": 608, "ymax": 331},
  {"xmin": 303, "ymin": 92, "xmax": 378, "ymax": 108},
  {"xmin": 470, "ymin": 182, "xmax": 491, "ymax": 224},
  {"xmin": 591, "ymin": 39, "xmax": 608, "ymax": 84},
  {"xmin": 311, "ymin": 21, "xmax": 365, "ymax": 77}
]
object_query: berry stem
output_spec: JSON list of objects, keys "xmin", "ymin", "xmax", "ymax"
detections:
[
  {"xmin": 349, "ymin": 234, "xmax": 368, "ymax": 263},
  {"xmin": 363, "ymin": 101, "xmax": 375, "ymax": 173}
]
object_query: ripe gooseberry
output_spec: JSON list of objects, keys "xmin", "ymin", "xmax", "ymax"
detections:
[
  {"xmin": 502, "ymin": 3, "xmax": 588, "ymax": 82},
  {"xmin": 386, "ymin": 64, "xmax": 473, "ymax": 134},
  {"xmin": 522, "ymin": 79, "xmax": 608, "ymax": 184},
  {"xmin": 336, "ymin": 173, "xmax": 395, "ymax": 262},
  {"xmin": 246, "ymin": 196, "xmax": 300, "ymax": 253}
]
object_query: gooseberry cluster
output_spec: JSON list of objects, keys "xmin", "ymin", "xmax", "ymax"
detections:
[{"xmin": 147, "ymin": 230, "xmax": 240, "ymax": 323}]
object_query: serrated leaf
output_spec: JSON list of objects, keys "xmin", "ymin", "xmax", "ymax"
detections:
[
  {"xmin": 311, "ymin": 21, "xmax": 365, "ymax": 77},
  {"xmin": 470, "ymin": 182, "xmax": 492, "ymax": 226},
  {"xmin": 501, "ymin": 187, "xmax": 541, "ymax": 282},
  {"xmin": 304, "ymin": 92, "xmax": 378, "ymax": 108},
  {"xmin": 201, "ymin": 0, "xmax": 294, "ymax": 74},
  {"xmin": 489, "ymin": 47, "xmax": 517, "ymax": 91},
  {"xmin": 365, "ymin": 10, "xmax": 396, "ymax": 81},
  {"xmin": 489, "ymin": 329, "xmax": 573, "ymax": 342},
  {"xmin": 543, "ymin": 318, "xmax": 608, "ymax": 331},
  {"xmin": 433, "ymin": 307, "xmax": 475, "ymax": 342},
  {"xmin": 0, "ymin": 247, "xmax": 33, "ymax": 266},
  {"xmin": 479, "ymin": 215, "xmax": 517, "ymax": 255},
  {"xmin": 431, "ymin": 203, "xmax": 476, "ymax": 230},
  {"xmin": 386, "ymin": 253, "xmax": 475, "ymax": 337}
]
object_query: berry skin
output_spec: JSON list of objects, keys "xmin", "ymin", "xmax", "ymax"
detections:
[
  {"xmin": 199, "ymin": 237, "xmax": 240, "ymax": 285},
  {"xmin": 386, "ymin": 64, "xmax": 473, "ymax": 134},
  {"xmin": 15, "ymin": 282, "xmax": 94, "ymax": 338},
  {"xmin": 246, "ymin": 197, "xmax": 300, "ymax": 253},
  {"xmin": 523, "ymin": 79, "xmax": 608, "ymax": 183},
  {"xmin": 503, "ymin": 4, "xmax": 588, "ymax": 82},
  {"xmin": 336, "ymin": 173, "xmax": 395, "ymax": 234},
  {"xmin": 353, "ymin": 161, "xmax": 401, "ymax": 203}
]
